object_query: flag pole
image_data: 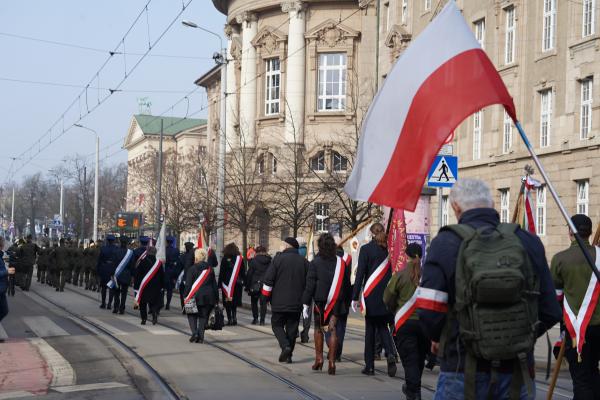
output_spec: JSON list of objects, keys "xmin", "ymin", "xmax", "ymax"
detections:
[{"xmin": 515, "ymin": 121, "xmax": 600, "ymax": 281}]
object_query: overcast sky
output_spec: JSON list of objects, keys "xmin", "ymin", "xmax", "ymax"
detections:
[{"xmin": 0, "ymin": 0, "xmax": 225, "ymax": 183}]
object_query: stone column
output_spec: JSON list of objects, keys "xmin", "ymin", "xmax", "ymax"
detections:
[
  {"xmin": 225, "ymin": 24, "xmax": 240, "ymax": 152},
  {"xmin": 236, "ymin": 12, "xmax": 258, "ymax": 147},
  {"xmin": 281, "ymin": 1, "xmax": 307, "ymax": 144}
]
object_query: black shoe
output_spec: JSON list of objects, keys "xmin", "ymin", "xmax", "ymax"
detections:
[
  {"xmin": 165, "ymin": 305, "xmax": 170, "ymax": 311},
  {"xmin": 196, "ymin": 338, "xmax": 204, "ymax": 344},
  {"xmin": 387, "ymin": 356, "xmax": 397, "ymax": 377},
  {"xmin": 189, "ymin": 335, "xmax": 197, "ymax": 343},
  {"xmin": 300, "ymin": 334, "xmax": 309, "ymax": 344},
  {"xmin": 232, "ymin": 319, "xmax": 237, "ymax": 326},
  {"xmin": 259, "ymin": 320, "xmax": 265, "ymax": 326},
  {"xmin": 152, "ymin": 314, "xmax": 158, "ymax": 325},
  {"xmin": 336, "ymin": 356, "xmax": 342, "ymax": 362},
  {"xmin": 374, "ymin": 354, "xmax": 382, "ymax": 361},
  {"xmin": 119, "ymin": 309, "xmax": 125, "ymax": 315},
  {"xmin": 56, "ymin": 288, "xmax": 59, "ymax": 292},
  {"xmin": 107, "ymin": 304, "xmax": 112, "ymax": 310},
  {"xmin": 141, "ymin": 320, "xmax": 146, "ymax": 325},
  {"xmin": 112, "ymin": 308, "xmax": 118, "ymax": 314},
  {"xmin": 279, "ymin": 346, "xmax": 292, "ymax": 362},
  {"xmin": 286, "ymin": 356, "xmax": 292, "ymax": 364},
  {"xmin": 100, "ymin": 304, "xmax": 106, "ymax": 309},
  {"xmin": 251, "ymin": 318, "xmax": 258, "ymax": 325},
  {"xmin": 227, "ymin": 320, "xmax": 232, "ymax": 326},
  {"xmin": 361, "ymin": 367, "xmax": 375, "ymax": 376}
]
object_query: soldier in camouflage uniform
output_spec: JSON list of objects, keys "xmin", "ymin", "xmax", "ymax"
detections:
[
  {"xmin": 88, "ymin": 240, "xmax": 102, "ymax": 291},
  {"xmin": 36, "ymin": 246, "xmax": 48, "ymax": 285},
  {"xmin": 82, "ymin": 241, "xmax": 93, "ymax": 290},
  {"xmin": 71, "ymin": 242, "xmax": 84, "ymax": 286},
  {"xmin": 17, "ymin": 235, "xmax": 39, "ymax": 291},
  {"xmin": 53, "ymin": 238, "xmax": 69, "ymax": 292},
  {"xmin": 47, "ymin": 242, "xmax": 59, "ymax": 288}
]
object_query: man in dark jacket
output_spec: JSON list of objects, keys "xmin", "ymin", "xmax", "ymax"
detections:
[
  {"xmin": 17, "ymin": 234, "xmax": 39, "ymax": 291},
  {"xmin": 178, "ymin": 242, "xmax": 195, "ymax": 311},
  {"xmin": 111, "ymin": 236, "xmax": 134, "ymax": 314},
  {"xmin": 262, "ymin": 237, "xmax": 308, "ymax": 363},
  {"xmin": 418, "ymin": 178, "xmax": 561, "ymax": 398},
  {"xmin": 246, "ymin": 246, "xmax": 271, "ymax": 325},
  {"xmin": 163, "ymin": 236, "xmax": 180, "ymax": 310},
  {"xmin": 96, "ymin": 235, "xmax": 119, "ymax": 309}
]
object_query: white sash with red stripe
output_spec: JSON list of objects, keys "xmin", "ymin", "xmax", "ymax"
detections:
[
  {"xmin": 563, "ymin": 247, "xmax": 600, "ymax": 354},
  {"xmin": 393, "ymin": 290, "xmax": 418, "ymax": 333},
  {"xmin": 222, "ymin": 255, "xmax": 242, "ymax": 299},
  {"xmin": 342, "ymin": 252, "xmax": 351, "ymax": 266},
  {"xmin": 134, "ymin": 259, "xmax": 162, "ymax": 303},
  {"xmin": 360, "ymin": 257, "xmax": 390, "ymax": 315},
  {"xmin": 261, "ymin": 284, "xmax": 272, "ymax": 297},
  {"xmin": 324, "ymin": 256, "xmax": 346, "ymax": 321},
  {"xmin": 184, "ymin": 268, "xmax": 212, "ymax": 304}
]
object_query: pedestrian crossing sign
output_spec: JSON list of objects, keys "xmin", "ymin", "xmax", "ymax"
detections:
[{"xmin": 427, "ymin": 155, "xmax": 458, "ymax": 188}]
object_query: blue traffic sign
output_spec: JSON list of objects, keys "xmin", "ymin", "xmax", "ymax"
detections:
[{"xmin": 427, "ymin": 155, "xmax": 458, "ymax": 188}]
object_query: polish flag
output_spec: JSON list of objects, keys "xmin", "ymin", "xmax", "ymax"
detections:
[{"xmin": 345, "ymin": 1, "xmax": 516, "ymax": 211}]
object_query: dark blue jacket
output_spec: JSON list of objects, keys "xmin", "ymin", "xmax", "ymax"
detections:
[
  {"xmin": 0, "ymin": 251, "xmax": 7, "ymax": 293},
  {"xmin": 115, "ymin": 247, "xmax": 134, "ymax": 285},
  {"xmin": 418, "ymin": 208, "xmax": 561, "ymax": 373},
  {"xmin": 96, "ymin": 243, "xmax": 120, "ymax": 280},
  {"xmin": 351, "ymin": 240, "xmax": 392, "ymax": 317},
  {"xmin": 164, "ymin": 246, "xmax": 180, "ymax": 280}
]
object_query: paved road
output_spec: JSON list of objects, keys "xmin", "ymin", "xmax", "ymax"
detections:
[{"xmin": 0, "ymin": 279, "xmax": 575, "ymax": 400}]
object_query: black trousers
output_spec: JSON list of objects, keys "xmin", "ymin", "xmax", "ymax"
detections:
[
  {"xmin": 165, "ymin": 279, "xmax": 175, "ymax": 308},
  {"xmin": 364, "ymin": 315, "xmax": 396, "ymax": 369},
  {"xmin": 395, "ymin": 319, "xmax": 429, "ymax": 395},
  {"xmin": 112, "ymin": 285, "xmax": 129, "ymax": 312},
  {"xmin": 139, "ymin": 300, "xmax": 160, "ymax": 322},
  {"xmin": 250, "ymin": 294, "xmax": 267, "ymax": 322},
  {"xmin": 566, "ymin": 325, "xmax": 600, "ymax": 400},
  {"xmin": 23, "ymin": 266, "xmax": 33, "ymax": 290},
  {"xmin": 100, "ymin": 279, "xmax": 114, "ymax": 307},
  {"xmin": 187, "ymin": 305, "xmax": 213, "ymax": 340},
  {"xmin": 224, "ymin": 301, "xmax": 238, "ymax": 322},
  {"xmin": 271, "ymin": 311, "xmax": 300, "ymax": 352}
]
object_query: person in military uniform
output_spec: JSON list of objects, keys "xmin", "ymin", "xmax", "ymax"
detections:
[
  {"xmin": 111, "ymin": 236, "xmax": 133, "ymax": 314},
  {"xmin": 97, "ymin": 235, "xmax": 119, "ymax": 309},
  {"xmin": 37, "ymin": 245, "xmax": 48, "ymax": 285},
  {"xmin": 6, "ymin": 240, "xmax": 19, "ymax": 296},
  {"xmin": 65, "ymin": 240, "xmax": 77, "ymax": 285},
  {"xmin": 82, "ymin": 240, "xmax": 93, "ymax": 290},
  {"xmin": 132, "ymin": 236, "xmax": 150, "ymax": 270},
  {"xmin": 551, "ymin": 214, "xmax": 600, "ymax": 400},
  {"xmin": 52, "ymin": 238, "xmax": 69, "ymax": 291},
  {"xmin": 163, "ymin": 236, "xmax": 180, "ymax": 310},
  {"xmin": 47, "ymin": 242, "xmax": 59, "ymax": 288},
  {"xmin": 88, "ymin": 240, "xmax": 102, "ymax": 291},
  {"xmin": 71, "ymin": 241, "xmax": 84, "ymax": 286},
  {"xmin": 17, "ymin": 235, "xmax": 39, "ymax": 291}
]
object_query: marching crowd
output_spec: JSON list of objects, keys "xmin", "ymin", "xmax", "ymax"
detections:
[{"xmin": 3, "ymin": 178, "xmax": 600, "ymax": 399}]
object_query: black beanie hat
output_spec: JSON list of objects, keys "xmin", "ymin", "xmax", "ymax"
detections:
[
  {"xmin": 572, "ymin": 214, "xmax": 593, "ymax": 237},
  {"xmin": 284, "ymin": 237, "xmax": 300, "ymax": 249}
]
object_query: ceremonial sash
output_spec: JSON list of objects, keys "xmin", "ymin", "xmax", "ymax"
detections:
[
  {"xmin": 360, "ymin": 257, "xmax": 390, "ymax": 315},
  {"xmin": 324, "ymin": 257, "xmax": 346, "ymax": 321},
  {"xmin": 108, "ymin": 249, "xmax": 133, "ymax": 289},
  {"xmin": 135, "ymin": 247, "xmax": 148, "ymax": 268},
  {"xmin": 261, "ymin": 284, "xmax": 273, "ymax": 297},
  {"xmin": 393, "ymin": 290, "xmax": 418, "ymax": 334},
  {"xmin": 134, "ymin": 259, "xmax": 162, "ymax": 303},
  {"xmin": 176, "ymin": 270, "xmax": 185, "ymax": 289},
  {"xmin": 563, "ymin": 247, "xmax": 600, "ymax": 355},
  {"xmin": 184, "ymin": 268, "xmax": 212, "ymax": 304},
  {"xmin": 342, "ymin": 252, "xmax": 352, "ymax": 267},
  {"xmin": 221, "ymin": 255, "xmax": 242, "ymax": 299}
]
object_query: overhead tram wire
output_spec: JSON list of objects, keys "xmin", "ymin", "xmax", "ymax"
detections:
[{"xmin": 7, "ymin": 0, "xmax": 195, "ymax": 183}]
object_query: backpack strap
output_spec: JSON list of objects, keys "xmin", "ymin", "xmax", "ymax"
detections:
[
  {"xmin": 441, "ymin": 224, "xmax": 477, "ymax": 241},
  {"xmin": 496, "ymin": 223, "xmax": 520, "ymax": 236}
]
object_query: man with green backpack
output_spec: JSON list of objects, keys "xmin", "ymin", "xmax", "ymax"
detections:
[{"xmin": 418, "ymin": 178, "xmax": 561, "ymax": 399}]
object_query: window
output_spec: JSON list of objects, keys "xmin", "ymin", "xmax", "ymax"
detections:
[
  {"xmin": 500, "ymin": 189, "xmax": 510, "ymax": 223},
  {"xmin": 540, "ymin": 89, "xmax": 552, "ymax": 147},
  {"xmin": 385, "ymin": 2, "xmax": 391, "ymax": 30},
  {"xmin": 542, "ymin": 0, "xmax": 556, "ymax": 51},
  {"xmin": 315, "ymin": 203, "xmax": 330, "ymax": 233},
  {"xmin": 583, "ymin": 0, "xmax": 595, "ymax": 37},
  {"xmin": 581, "ymin": 78, "xmax": 593, "ymax": 140},
  {"xmin": 474, "ymin": 19, "xmax": 485, "ymax": 49},
  {"xmin": 332, "ymin": 151, "xmax": 348, "ymax": 172},
  {"xmin": 258, "ymin": 155, "xmax": 265, "ymax": 175},
  {"xmin": 424, "ymin": 0, "xmax": 431, "ymax": 11},
  {"xmin": 272, "ymin": 156, "xmax": 278, "ymax": 174},
  {"xmin": 503, "ymin": 110, "xmax": 513, "ymax": 154},
  {"xmin": 473, "ymin": 111, "xmax": 482, "ymax": 160},
  {"xmin": 441, "ymin": 195, "xmax": 449, "ymax": 226},
  {"xmin": 402, "ymin": 0, "xmax": 408, "ymax": 24},
  {"xmin": 317, "ymin": 53, "xmax": 347, "ymax": 112},
  {"xmin": 310, "ymin": 151, "xmax": 325, "ymax": 172},
  {"xmin": 536, "ymin": 186, "xmax": 546, "ymax": 236},
  {"xmin": 577, "ymin": 180, "xmax": 589, "ymax": 215},
  {"xmin": 265, "ymin": 58, "xmax": 281, "ymax": 115},
  {"xmin": 505, "ymin": 6, "xmax": 516, "ymax": 64}
]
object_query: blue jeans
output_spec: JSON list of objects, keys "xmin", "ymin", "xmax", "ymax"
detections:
[
  {"xmin": 434, "ymin": 371, "xmax": 534, "ymax": 400},
  {"xmin": 0, "ymin": 292, "xmax": 8, "ymax": 322}
]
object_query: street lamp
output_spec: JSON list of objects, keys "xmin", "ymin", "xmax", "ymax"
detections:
[
  {"xmin": 182, "ymin": 19, "xmax": 227, "ymax": 261},
  {"xmin": 74, "ymin": 124, "xmax": 99, "ymax": 242}
]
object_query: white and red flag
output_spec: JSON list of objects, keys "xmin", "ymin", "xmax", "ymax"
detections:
[
  {"xmin": 345, "ymin": 1, "xmax": 516, "ymax": 211},
  {"xmin": 197, "ymin": 225, "xmax": 207, "ymax": 249}
]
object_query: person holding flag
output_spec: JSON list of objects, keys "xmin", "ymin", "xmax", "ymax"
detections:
[
  {"xmin": 133, "ymin": 246, "xmax": 165, "ymax": 325},
  {"xmin": 177, "ymin": 242, "xmax": 196, "ymax": 312},
  {"xmin": 351, "ymin": 223, "xmax": 397, "ymax": 377},
  {"xmin": 218, "ymin": 243, "xmax": 245, "ymax": 326},
  {"xmin": 109, "ymin": 236, "xmax": 134, "ymax": 315},
  {"xmin": 302, "ymin": 233, "xmax": 351, "ymax": 375},
  {"xmin": 384, "ymin": 243, "xmax": 428, "ymax": 400},
  {"xmin": 184, "ymin": 248, "xmax": 218, "ymax": 344},
  {"xmin": 96, "ymin": 235, "xmax": 119, "ymax": 310}
]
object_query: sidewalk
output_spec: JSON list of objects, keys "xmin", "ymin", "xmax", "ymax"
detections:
[{"xmin": 0, "ymin": 339, "xmax": 53, "ymax": 398}]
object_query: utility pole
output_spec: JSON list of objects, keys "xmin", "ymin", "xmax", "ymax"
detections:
[
  {"xmin": 81, "ymin": 166, "xmax": 86, "ymax": 240},
  {"xmin": 93, "ymin": 135, "xmax": 99, "ymax": 242},
  {"xmin": 59, "ymin": 179, "xmax": 64, "ymax": 239},
  {"xmin": 155, "ymin": 119, "xmax": 164, "ymax": 234},
  {"xmin": 10, "ymin": 187, "xmax": 14, "ymax": 225}
]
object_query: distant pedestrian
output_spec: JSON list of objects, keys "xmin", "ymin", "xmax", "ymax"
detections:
[
  {"xmin": 0, "ymin": 236, "xmax": 14, "ymax": 335},
  {"xmin": 16, "ymin": 234, "xmax": 39, "ymax": 291},
  {"xmin": 184, "ymin": 248, "xmax": 218, "ymax": 343},
  {"xmin": 218, "ymin": 243, "xmax": 245, "ymax": 326},
  {"xmin": 262, "ymin": 237, "xmax": 308, "ymax": 363},
  {"xmin": 246, "ymin": 245, "xmax": 270, "ymax": 325},
  {"xmin": 134, "ymin": 246, "xmax": 165, "ymax": 325}
]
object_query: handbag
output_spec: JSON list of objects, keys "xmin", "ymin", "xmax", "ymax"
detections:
[
  {"xmin": 184, "ymin": 298, "xmax": 199, "ymax": 314},
  {"xmin": 249, "ymin": 280, "xmax": 262, "ymax": 295},
  {"xmin": 208, "ymin": 305, "xmax": 225, "ymax": 330}
]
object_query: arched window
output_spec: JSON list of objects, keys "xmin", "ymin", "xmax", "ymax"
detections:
[
  {"xmin": 332, "ymin": 151, "xmax": 348, "ymax": 172},
  {"xmin": 310, "ymin": 151, "xmax": 325, "ymax": 172},
  {"xmin": 258, "ymin": 154, "xmax": 265, "ymax": 175},
  {"xmin": 272, "ymin": 156, "xmax": 278, "ymax": 174}
]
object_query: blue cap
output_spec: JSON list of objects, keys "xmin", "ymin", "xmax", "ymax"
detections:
[
  {"xmin": 166, "ymin": 236, "xmax": 175, "ymax": 243},
  {"xmin": 139, "ymin": 236, "xmax": 150, "ymax": 244},
  {"xmin": 106, "ymin": 234, "xmax": 116, "ymax": 241}
]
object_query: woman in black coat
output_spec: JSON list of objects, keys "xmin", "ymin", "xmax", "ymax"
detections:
[
  {"xmin": 245, "ymin": 246, "xmax": 271, "ymax": 325},
  {"xmin": 302, "ymin": 233, "xmax": 351, "ymax": 375},
  {"xmin": 184, "ymin": 248, "xmax": 218, "ymax": 343},
  {"xmin": 218, "ymin": 243, "xmax": 245, "ymax": 325},
  {"xmin": 133, "ymin": 247, "xmax": 165, "ymax": 325}
]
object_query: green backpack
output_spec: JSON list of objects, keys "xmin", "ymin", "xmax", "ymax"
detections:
[{"xmin": 442, "ymin": 223, "xmax": 540, "ymax": 400}]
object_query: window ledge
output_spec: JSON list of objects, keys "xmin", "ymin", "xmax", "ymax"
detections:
[
  {"xmin": 307, "ymin": 112, "xmax": 353, "ymax": 122},
  {"xmin": 257, "ymin": 115, "xmax": 284, "ymax": 125},
  {"xmin": 498, "ymin": 63, "xmax": 519, "ymax": 74},
  {"xmin": 569, "ymin": 34, "xmax": 600, "ymax": 51},
  {"xmin": 535, "ymin": 49, "xmax": 557, "ymax": 63}
]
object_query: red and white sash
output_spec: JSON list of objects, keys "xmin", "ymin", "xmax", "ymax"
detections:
[
  {"xmin": 222, "ymin": 255, "xmax": 242, "ymax": 299},
  {"xmin": 184, "ymin": 268, "xmax": 212, "ymax": 304},
  {"xmin": 360, "ymin": 257, "xmax": 390, "ymax": 315},
  {"xmin": 134, "ymin": 259, "xmax": 162, "ymax": 303},
  {"xmin": 261, "ymin": 284, "xmax": 273, "ymax": 297},
  {"xmin": 342, "ymin": 252, "xmax": 352, "ymax": 267},
  {"xmin": 135, "ymin": 247, "xmax": 148, "ymax": 268},
  {"xmin": 393, "ymin": 290, "xmax": 418, "ymax": 334},
  {"xmin": 563, "ymin": 247, "xmax": 600, "ymax": 354},
  {"xmin": 324, "ymin": 256, "xmax": 346, "ymax": 321}
]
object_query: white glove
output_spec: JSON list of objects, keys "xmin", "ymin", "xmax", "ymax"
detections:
[
  {"xmin": 351, "ymin": 301, "xmax": 358, "ymax": 313},
  {"xmin": 302, "ymin": 304, "xmax": 310, "ymax": 320}
]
